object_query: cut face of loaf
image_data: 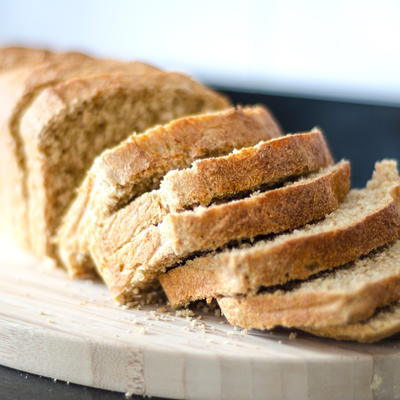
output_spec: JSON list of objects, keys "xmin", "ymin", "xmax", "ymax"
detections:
[
  {"xmin": 218, "ymin": 237, "xmax": 400, "ymax": 330},
  {"xmin": 97, "ymin": 161, "xmax": 349, "ymax": 303},
  {"xmin": 2, "ymin": 64, "xmax": 229, "ymax": 258},
  {"xmin": 57, "ymin": 106, "xmax": 281, "ymax": 278},
  {"xmin": 161, "ymin": 160, "xmax": 400, "ymax": 307},
  {"xmin": 0, "ymin": 55, "xmax": 160, "ymax": 249},
  {"xmin": 303, "ymin": 302, "xmax": 400, "ymax": 343}
]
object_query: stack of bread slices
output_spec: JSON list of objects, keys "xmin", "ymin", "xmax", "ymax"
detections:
[{"xmin": 2, "ymin": 47, "xmax": 400, "ymax": 343}]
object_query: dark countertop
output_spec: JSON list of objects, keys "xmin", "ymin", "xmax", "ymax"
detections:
[{"xmin": 2, "ymin": 89, "xmax": 400, "ymax": 399}]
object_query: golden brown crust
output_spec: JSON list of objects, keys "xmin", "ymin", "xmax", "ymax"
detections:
[
  {"xmin": 98, "ymin": 162, "xmax": 349, "ymax": 303},
  {"xmin": 302, "ymin": 302, "xmax": 400, "ymax": 343},
  {"xmin": 0, "ymin": 47, "xmax": 92, "ymax": 73},
  {"xmin": 57, "ymin": 106, "xmax": 277, "ymax": 278},
  {"xmin": 160, "ymin": 130, "xmax": 333, "ymax": 211},
  {"xmin": 0, "ymin": 47, "xmax": 53, "ymax": 72}
]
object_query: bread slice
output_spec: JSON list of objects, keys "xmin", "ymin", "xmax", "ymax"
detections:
[
  {"xmin": 161, "ymin": 160, "xmax": 400, "ymax": 307},
  {"xmin": 0, "ymin": 56, "xmax": 159, "ymax": 249},
  {"xmin": 159, "ymin": 129, "xmax": 333, "ymax": 212},
  {"xmin": 57, "ymin": 106, "xmax": 281, "ymax": 278},
  {"xmin": 303, "ymin": 302, "xmax": 400, "ymax": 343},
  {"xmin": 218, "ymin": 236, "xmax": 400, "ymax": 330},
  {"xmin": 96, "ymin": 161, "xmax": 349, "ymax": 303}
]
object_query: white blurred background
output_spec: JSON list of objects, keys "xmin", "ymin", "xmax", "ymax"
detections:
[{"xmin": 1, "ymin": 0, "xmax": 399, "ymax": 105}]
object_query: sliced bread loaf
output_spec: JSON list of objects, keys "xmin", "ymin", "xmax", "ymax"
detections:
[
  {"xmin": 0, "ymin": 61, "xmax": 229, "ymax": 257},
  {"xmin": 95, "ymin": 161, "xmax": 349, "ymax": 303},
  {"xmin": 160, "ymin": 160, "xmax": 400, "ymax": 306},
  {"xmin": 57, "ymin": 106, "xmax": 281, "ymax": 277},
  {"xmin": 303, "ymin": 302, "xmax": 400, "ymax": 343},
  {"xmin": 218, "ymin": 236, "xmax": 400, "ymax": 330}
]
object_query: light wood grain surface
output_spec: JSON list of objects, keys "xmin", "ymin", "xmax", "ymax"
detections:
[{"xmin": 0, "ymin": 238, "xmax": 399, "ymax": 400}]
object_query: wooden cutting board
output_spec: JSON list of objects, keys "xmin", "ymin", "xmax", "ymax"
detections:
[{"xmin": 1, "ymin": 238, "xmax": 400, "ymax": 400}]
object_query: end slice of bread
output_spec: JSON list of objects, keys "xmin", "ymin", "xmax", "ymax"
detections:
[
  {"xmin": 302, "ymin": 302, "xmax": 400, "ymax": 343},
  {"xmin": 161, "ymin": 160, "xmax": 400, "ymax": 307}
]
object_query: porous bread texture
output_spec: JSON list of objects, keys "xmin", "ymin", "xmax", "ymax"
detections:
[
  {"xmin": 96, "ymin": 161, "xmax": 349, "ymax": 303},
  {"xmin": 303, "ymin": 302, "xmax": 400, "ymax": 343},
  {"xmin": 57, "ymin": 106, "xmax": 280, "ymax": 277},
  {"xmin": 160, "ymin": 160, "xmax": 400, "ymax": 307},
  {"xmin": 218, "ymin": 237, "xmax": 400, "ymax": 330},
  {"xmin": 0, "ymin": 52, "xmax": 99, "ymax": 246},
  {"xmin": 0, "ymin": 55, "xmax": 159, "ymax": 249}
]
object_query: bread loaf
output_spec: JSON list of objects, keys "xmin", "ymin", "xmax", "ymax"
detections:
[{"xmin": 0, "ymin": 57, "xmax": 229, "ymax": 260}]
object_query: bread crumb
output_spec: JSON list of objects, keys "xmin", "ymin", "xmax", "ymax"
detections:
[
  {"xmin": 240, "ymin": 329, "xmax": 248, "ymax": 336},
  {"xmin": 371, "ymin": 373, "xmax": 382, "ymax": 390},
  {"xmin": 278, "ymin": 340, "xmax": 282, "ymax": 344},
  {"xmin": 175, "ymin": 309, "xmax": 195, "ymax": 318},
  {"xmin": 137, "ymin": 327, "xmax": 148, "ymax": 335},
  {"xmin": 289, "ymin": 332, "xmax": 298, "ymax": 340},
  {"xmin": 47, "ymin": 319, "xmax": 55, "ymax": 324}
]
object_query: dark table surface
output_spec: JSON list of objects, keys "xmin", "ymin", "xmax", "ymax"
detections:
[{"xmin": 1, "ymin": 89, "xmax": 400, "ymax": 400}]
